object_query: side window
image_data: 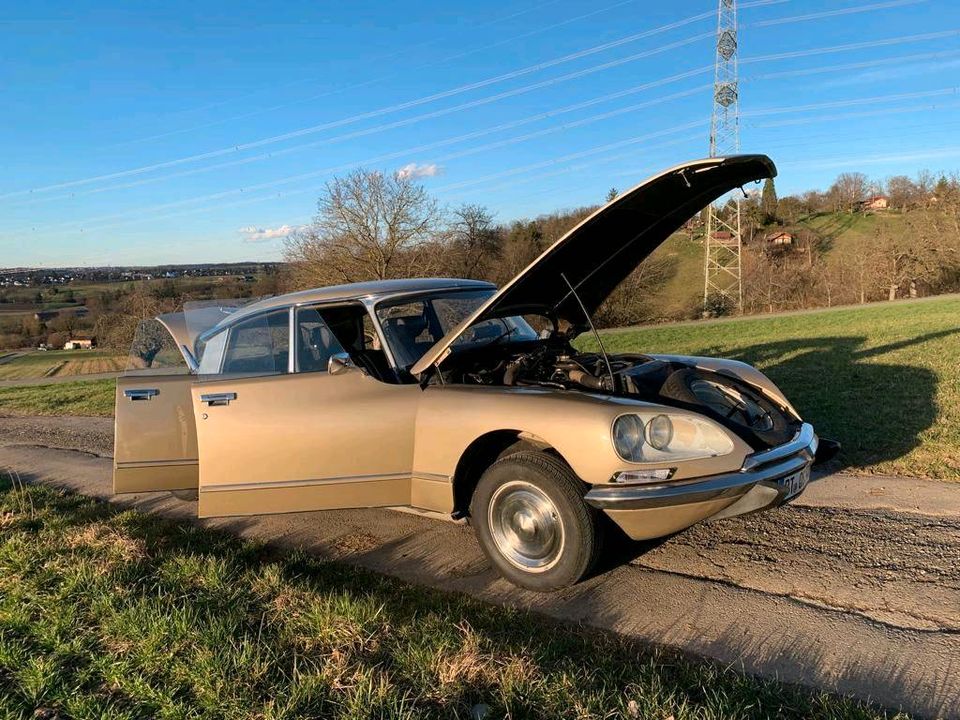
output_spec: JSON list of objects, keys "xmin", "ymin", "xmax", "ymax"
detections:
[
  {"xmin": 221, "ymin": 310, "xmax": 290, "ymax": 376},
  {"xmin": 295, "ymin": 307, "xmax": 346, "ymax": 373}
]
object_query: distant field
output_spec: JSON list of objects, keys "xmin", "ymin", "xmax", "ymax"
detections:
[
  {"xmin": 585, "ymin": 295, "xmax": 960, "ymax": 480},
  {"xmin": 0, "ymin": 350, "xmax": 125, "ymax": 380}
]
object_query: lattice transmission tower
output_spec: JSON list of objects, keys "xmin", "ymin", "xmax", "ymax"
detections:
[{"xmin": 703, "ymin": 0, "xmax": 743, "ymax": 314}]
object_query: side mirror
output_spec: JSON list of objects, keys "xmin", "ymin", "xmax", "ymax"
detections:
[{"xmin": 328, "ymin": 352, "xmax": 356, "ymax": 376}]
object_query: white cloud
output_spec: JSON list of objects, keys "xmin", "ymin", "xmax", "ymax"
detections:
[
  {"xmin": 395, "ymin": 162, "xmax": 442, "ymax": 180},
  {"xmin": 238, "ymin": 224, "xmax": 303, "ymax": 242}
]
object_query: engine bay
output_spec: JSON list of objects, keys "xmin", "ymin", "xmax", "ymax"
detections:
[{"xmin": 438, "ymin": 337, "xmax": 800, "ymax": 450}]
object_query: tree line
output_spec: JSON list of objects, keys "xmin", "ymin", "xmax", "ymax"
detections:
[
  {"xmin": 3, "ymin": 164, "xmax": 958, "ymax": 352},
  {"xmin": 282, "ymin": 167, "xmax": 960, "ymax": 324}
]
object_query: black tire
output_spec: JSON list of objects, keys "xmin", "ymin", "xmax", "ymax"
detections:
[
  {"xmin": 470, "ymin": 450, "xmax": 600, "ymax": 592},
  {"xmin": 659, "ymin": 368, "xmax": 791, "ymax": 447}
]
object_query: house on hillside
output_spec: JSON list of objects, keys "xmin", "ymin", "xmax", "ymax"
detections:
[
  {"xmin": 63, "ymin": 336, "xmax": 95, "ymax": 350},
  {"xmin": 710, "ymin": 230, "xmax": 736, "ymax": 244},
  {"xmin": 764, "ymin": 230, "xmax": 794, "ymax": 246},
  {"xmin": 858, "ymin": 195, "xmax": 889, "ymax": 212}
]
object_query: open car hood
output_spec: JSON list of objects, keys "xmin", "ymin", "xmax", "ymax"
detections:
[{"xmin": 411, "ymin": 154, "xmax": 776, "ymax": 376}]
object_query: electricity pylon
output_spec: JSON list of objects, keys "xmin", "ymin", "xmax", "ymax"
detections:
[{"xmin": 703, "ymin": 0, "xmax": 743, "ymax": 314}]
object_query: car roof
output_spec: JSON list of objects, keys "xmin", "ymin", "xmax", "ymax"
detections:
[{"xmin": 221, "ymin": 277, "xmax": 495, "ymax": 327}]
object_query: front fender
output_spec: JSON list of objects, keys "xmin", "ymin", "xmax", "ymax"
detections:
[{"xmin": 412, "ymin": 385, "xmax": 750, "ymax": 485}]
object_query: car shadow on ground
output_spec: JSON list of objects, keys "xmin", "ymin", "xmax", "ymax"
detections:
[
  {"xmin": 590, "ymin": 328, "xmax": 958, "ymax": 577},
  {"xmin": 717, "ymin": 328, "xmax": 956, "ymax": 473}
]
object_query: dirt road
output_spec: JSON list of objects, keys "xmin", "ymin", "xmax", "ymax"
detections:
[{"xmin": 2, "ymin": 414, "xmax": 958, "ymax": 718}]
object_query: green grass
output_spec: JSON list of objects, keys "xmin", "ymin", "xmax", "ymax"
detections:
[
  {"xmin": 584, "ymin": 295, "xmax": 960, "ymax": 479},
  {"xmin": 0, "ymin": 478, "xmax": 902, "ymax": 720},
  {"xmin": 0, "ymin": 379, "xmax": 114, "ymax": 416}
]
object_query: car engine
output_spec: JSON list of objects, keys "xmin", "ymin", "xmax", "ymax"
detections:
[{"xmin": 440, "ymin": 340, "xmax": 799, "ymax": 449}]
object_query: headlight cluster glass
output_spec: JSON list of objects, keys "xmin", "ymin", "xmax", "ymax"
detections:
[{"xmin": 612, "ymin": 412, "xmax": 734, "ymax": 463}]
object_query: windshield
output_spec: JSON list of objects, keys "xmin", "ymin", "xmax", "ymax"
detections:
[{"xmin": 376, "ymin": 289, "xmax": 539, "ymax": 370}]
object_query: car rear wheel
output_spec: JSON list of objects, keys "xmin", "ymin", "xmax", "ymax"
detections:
[{"xmin": 470, "ymin": 451, "xmax": 600, "ymax": 591}]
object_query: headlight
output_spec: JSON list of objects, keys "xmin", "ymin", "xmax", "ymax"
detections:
[
  {"xmin": 612, "ymin": 412, "xmax": 734, "ymax": 463},
  {"xmin": 612, "ymin": 413, "xmax": 645, "ymax": 461}
]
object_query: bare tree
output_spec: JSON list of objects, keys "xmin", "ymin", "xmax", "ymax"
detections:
[
  {"xmin": 829, "ymin": 172, "xmax": 869, "ymax": 212},
  {"xmin": 886, "ymin": 175, "xmax": 919, "ymax": 210},
  {"xmin": 447, "ymin": 204, "xmax": 499, "ymax": 279},
  {"xmin": 284, "ymin": 169, "xmax": 443, "ymax": 289},
  {"xmin": 93, "ymin": 284, "xmax": 179, "ymax": 367}
]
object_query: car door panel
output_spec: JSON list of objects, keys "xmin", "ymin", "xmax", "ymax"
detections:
[
  {"xmin": 192, "ymin": 369, "xmax": 420, "ymax": 518},
  {"xmin": 114, "ymin": 373, "xmax": 198, "ymax": 493}
]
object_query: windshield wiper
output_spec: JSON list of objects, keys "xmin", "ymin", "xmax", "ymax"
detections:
[{"xmin": 471, "ymin": 321, "xmax": 517, "ymax": 349}]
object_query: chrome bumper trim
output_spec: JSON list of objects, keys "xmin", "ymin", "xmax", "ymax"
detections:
[
  {"xmin": 585, "ymin": 423, "xmax": 817, "ymax": 511},
  {"xmin": 742, "ymin": 422, "xmax": 817, "ymax": 471}
]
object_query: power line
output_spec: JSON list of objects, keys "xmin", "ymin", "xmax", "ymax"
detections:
[
  {"xmin": 7, "ymin": 0, "xmax": 906, "ymax": 201},
  {"xmin": 14, "ymin": 25, "xmax": 957, "ymax": 209},
  {"xmin": 13, "ymin": 86, "xmax": 712, "ymax": 234},
  {"xmin": 0, "ymin": 16, "xmax": 724, "ymax": 200},
  {"xmin": 14, "ymin": 83, "xmax": 959, "ymax": 236},
  {"xmin": 742, "ymin": 28, "xmax": 960, "ymax": 65},
  {"xmin": 20, "ymin": 124, "xmax": 712, "ymax": 237},
  {"xmin": 749, "ymin": 0, "xmax": 925, "ymax": 27},
  {"xmin": 112, "ymin": 0, "xmax": 654, "ymax": 148},
  {"xmin": 748, "ymin": 99, "xmax": 960, "ymax": 128},
  {"xmin": 12, "ymin": 67, "xmax": 715, "ymax": 208},
  {"xmin": 745, "ymin": 87, "xmax": 959, "ymax": 118},
  {"xmin": 7, "ymin": 18, "xmax": 957, "ymax": 236},
  {"xmin": 744, "ymin": 47, "xmax": 960, "ymax": 82}
]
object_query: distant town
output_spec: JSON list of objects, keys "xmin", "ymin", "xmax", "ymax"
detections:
[{"xmin": 0, "ymin": 262, "xmax": 282, "ymax": 288}]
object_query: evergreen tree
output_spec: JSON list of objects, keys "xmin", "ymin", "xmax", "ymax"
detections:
[
  {"xmin": 760, "ymin": 177, "xmax": 779, "ymax": 223},
  {"xmin": 605, "ymin": 187, "xmax": 618, "ymax": 203}
]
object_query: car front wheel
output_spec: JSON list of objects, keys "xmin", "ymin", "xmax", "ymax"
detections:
[{"xmin": 470, "ymin": 451, "xmax": 600, "ymax": 591}]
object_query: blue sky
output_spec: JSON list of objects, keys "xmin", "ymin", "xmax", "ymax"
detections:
[{"xmin": 2, "ymin": 0, "xmax": 959, "ymax": 267}]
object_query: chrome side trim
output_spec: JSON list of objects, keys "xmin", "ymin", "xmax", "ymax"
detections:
[
  {"xmin": 411, "ymin": 472, "xmax": 450, "ymax": 483},
  {"xmin": 203, "ymin": 472, "xmax": 411, "ymax": 493},
  {"xmin": 287, "ymin": 305, "xmax": 296, "ymax": 374},
  {"xmin": 115, "ymin": 458, "xmax": 198, "ymax": 469}
]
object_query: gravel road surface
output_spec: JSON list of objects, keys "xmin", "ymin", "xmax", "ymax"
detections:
[{"xmin": 2, "ymin": 414, "xmax": 958, "ymax": 718}]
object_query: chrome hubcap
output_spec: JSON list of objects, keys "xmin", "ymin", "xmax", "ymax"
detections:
[{"xmin": 488, "ymin": 481, "xmax": 564, "ymax": 572}]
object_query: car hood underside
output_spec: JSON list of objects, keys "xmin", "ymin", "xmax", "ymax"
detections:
[{"xmin": 411, "ymin": 154, "xmax": 777, "ymax": 376}]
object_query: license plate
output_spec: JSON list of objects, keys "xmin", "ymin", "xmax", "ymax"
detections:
[{"xmin": 779, "ymin": 466, "xmax": 810, "ymax": 499}]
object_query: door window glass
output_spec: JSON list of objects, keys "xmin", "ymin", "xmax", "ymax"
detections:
[
  {"xmin": 123, "ymin": 318, "xmax": 189, "ymax": 375},
  {"xmin": 221, "ymin": 310, "xmax": 289, "ymax": 375},
  {"xmin": 196, "ymin": 330, "xmax": 227, "ymax": 375},
  {"xmin": 295, "ymin": 307, "xmax": 346, "ymax": 373}
]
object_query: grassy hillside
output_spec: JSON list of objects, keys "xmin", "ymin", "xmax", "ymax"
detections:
[
  {"xmin": 638, "ymin": 209, "xmax": 927, "ymax": 321},
  {"xmin": 585, "ymin": 295, "xmax": 960, "ymax": 480}
]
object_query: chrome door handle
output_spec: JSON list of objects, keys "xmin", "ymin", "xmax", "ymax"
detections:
[
  {"xmin": 124, "ymin": 388, "xmax": 159, "ymax": 401},
  {"xmin": 200, "ymin": 392, "xmax": 236, "ymax": 406}
]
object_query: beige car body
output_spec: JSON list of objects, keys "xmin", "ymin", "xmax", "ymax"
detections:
[{"xmin": 114, "ymin": 156, "xmax": 820, "ymax": 556}]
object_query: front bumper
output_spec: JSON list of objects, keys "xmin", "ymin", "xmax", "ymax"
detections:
[{"xmin": 584, "ymin": 423, "xmax": 818, "ymax": 537}]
